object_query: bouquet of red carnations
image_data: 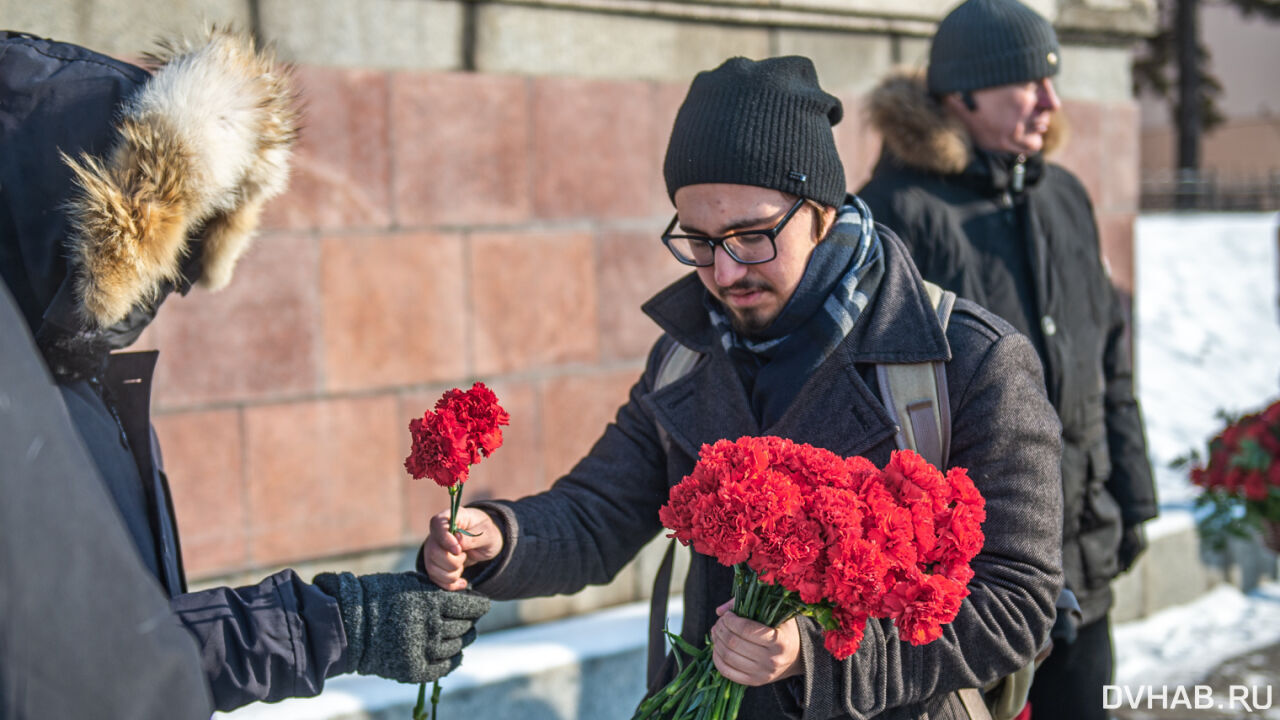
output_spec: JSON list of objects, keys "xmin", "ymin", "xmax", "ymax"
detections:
[
  {"xmin": 633, "ymin": 436, "xmax": 985, "ymax": 720},
  {"xmin": 1189, "ymin": 399, "xmax": 1280, "ymax": 553}
]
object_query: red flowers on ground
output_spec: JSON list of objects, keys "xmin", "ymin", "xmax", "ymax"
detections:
[
  {"xmin": 406, "ymin": 383, "xmax": 510, "ymax": 488},
  {"xmin": 637, "ymin": 436, "xmax": 986, "ymax": 720},
  {"xmin": 1190, "ymin": 399, "xmax": 1280, "ymax": 552}
]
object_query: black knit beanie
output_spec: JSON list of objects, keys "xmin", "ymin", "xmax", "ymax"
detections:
[
  {"xmin": 927, "ymin": 0, "xmax": 1061, "ymax": 95},
  {"xmin": 663, "ymin": 56, "xmax": 846, "ymax": 208}
]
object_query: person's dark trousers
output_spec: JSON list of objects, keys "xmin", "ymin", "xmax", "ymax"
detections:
[{"xmin": 1027, "ymin": 615, "xmax": 1114, "ymax": 720}]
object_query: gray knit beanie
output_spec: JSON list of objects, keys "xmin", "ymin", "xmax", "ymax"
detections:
[
  {"xmin": 927, "ymin": 0, "xmax": 1061, "ymax": 95},
  {"xmin": 663, "ymin": 56, "xmax": 846, "ymax": 208}
]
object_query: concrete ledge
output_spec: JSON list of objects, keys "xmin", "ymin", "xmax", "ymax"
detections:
[{"xmin": 1112, "ymin": 509, "xmax": 1279, "ymax": 624}]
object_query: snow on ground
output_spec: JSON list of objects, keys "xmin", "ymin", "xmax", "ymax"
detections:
[
  {"xmin": 1115, "ymin": 213, "xmax": 1280, "ymax": 691},
  {"xmin": 1116, "ymin": 581, "xmax": 1280, "ymax": 687},
  {"xmin": 1134, "ymin": 212, "xmax": 1280, "ymax": 510}
]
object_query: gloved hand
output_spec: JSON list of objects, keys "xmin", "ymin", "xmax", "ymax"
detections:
[
  {"xmin": 313, "ymin": 571, "xmax": 489, "ymax": 684},
  {"xmin": 1118, "ymin": 524, "xmax": 1148, "ymax": 573}
]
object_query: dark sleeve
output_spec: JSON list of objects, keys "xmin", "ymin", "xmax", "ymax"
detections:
[
  {"xmin": 469, "ymin": 343, "xmax": 669, "ymax": 600},
  {"xmin": 1101, "ymin": 280, "xmax": 1159, "ymax": 526},
  {"xmin": 794, "ymin": 323, "xmax": 1065, "ymax": 720},
  {"xmin": 1, "ymin": 281, "xmax": 213, "ymax": 720},
  {"xmin": 170, "ymin": 569, "xmax": 349, "ymax": 712}
]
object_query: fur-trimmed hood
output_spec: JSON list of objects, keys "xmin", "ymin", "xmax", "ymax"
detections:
[
  {"xmin": 867, "ymin": 67, "xmax": 1064, "ymax": 176},
  {"xmin": 61, "ymin": 27, "xmax": 300, "ymax": 328}
]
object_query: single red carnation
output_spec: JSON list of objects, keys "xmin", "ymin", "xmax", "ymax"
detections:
[{"xmin": 405, "ymin": 383, "xmax": 509, "ymax": 488}]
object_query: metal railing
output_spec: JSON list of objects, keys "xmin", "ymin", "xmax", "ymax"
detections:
[{"xmin": 1141, "ymin": 169, "xmax": 1280, "ymax": 211}]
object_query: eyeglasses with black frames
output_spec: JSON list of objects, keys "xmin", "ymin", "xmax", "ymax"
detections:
[{"xmin": 660, "ymin": 196, "xmax": 807, "ymax": 267}]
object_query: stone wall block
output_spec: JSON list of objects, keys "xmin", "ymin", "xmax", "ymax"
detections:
[
  {"xmin": 775, "ymin": 30, "xmax": 894, "ymax": 96},
  {"xmin": 320, "ymin": 231, "xmax": 468, "ymax": 393},
  {"xmin": 154, "ymin": 409, "xmax": 247, "ymax": 579},
  {"xmin": 474, "ymin": 4, "xmax": 770, "ymax": 83},
  {"xmin": 257, "ymin": 0, "xmax": 463, "ymax": 70},
  {"xmin": 531, "ymin": 76, "xmax": 663, "ymax": 221},
  {"xmin": 596, "ymin": 230, "xmax": 689, "ymax": 362},
  {"xmin": 151, "ymin": 233, "xmax": 319, "ymax": 410},
  {"xmin": 391, "ymin": 72, "xmax": 533, "ymax": 228},
  {"xmin": 1101, "ymin": 101, "xmax": 1141, "ymax": 214},
  {"xmin": 262, "ymin": 67, "xmax": 394, "ymax": 231},
  {"xmin": 470, "ymin": 231, "xmax": 599, "ymax": 376},
  {"xmin": 1056, "ymin": 100, "xmax": 1105, "ymax": 205},
  {"xmin": 836, "ymin": 94, "xmax": 883, "ymax": 193},
  {"xmin": 539, "ymin": 370, "xmax": 639, "ymax": 481},
  {"xmin": 245, "ymin": 395, "xmax": 403, "ymax": 566}
]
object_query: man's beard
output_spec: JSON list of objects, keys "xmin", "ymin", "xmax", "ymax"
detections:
[{"xmin": 716, "ymin": 280, "xmax": 775, "ymax": 340}]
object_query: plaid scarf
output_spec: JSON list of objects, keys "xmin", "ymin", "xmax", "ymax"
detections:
[{"xmin": 708, "ymin": 196, "xmax": 885, "ymax": 426}]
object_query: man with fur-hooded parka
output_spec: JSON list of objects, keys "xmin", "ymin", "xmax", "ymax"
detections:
[
  {"xmin": 0, "ymin": 30, "xmax": 487, "ymax": 712},
  {"xmin": 858, "ymin": 1, "xmax": 1158, "ymax": 718}
]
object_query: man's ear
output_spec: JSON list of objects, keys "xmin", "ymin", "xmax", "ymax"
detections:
[
  {"xmin": 940, "ymin": 92, "xmax": 974, "ymax": 117},
  {"xmin": 810, "ymin": 202, "xmax": 838, "ymax": 243}
]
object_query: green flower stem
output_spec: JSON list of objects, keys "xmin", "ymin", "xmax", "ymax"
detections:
[
  {"xmin": 427, "ymin": 483, "xmax": 465, "ymax": 720},
  {"xmin": 448, "ymin": 484, "xmax": 463, "ymax": 534},
  {"xmin": 411, "ymin": 681, "xmax": 427, "ymax": 720},
  {"xmin": 632, "ymin": 564, "xmax": 807, "ymax": 720}
]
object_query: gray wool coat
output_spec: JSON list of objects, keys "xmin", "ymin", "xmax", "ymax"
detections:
[{"xmin": 471, "ymin": 230, "xmax": 1064, "ymax": 720}]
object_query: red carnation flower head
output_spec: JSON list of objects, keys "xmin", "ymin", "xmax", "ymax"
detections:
[
  {"xmin": 434, "ymin": 382, "xmax": 510, "ymax": 465},
  {"xmin": 405, "ymin": 382, "xmax": 510, "ymax": 488},
  {"xmin": 405, "ymin": 409, "xmax": 472, "ymax": 488},
  {"xmin": 823, "ymin": 607, "xmax": 870, "ymax": 659}
]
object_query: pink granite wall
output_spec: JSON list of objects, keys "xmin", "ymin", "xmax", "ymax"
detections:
[{"xmin": 147, "ymin": 67, "xmax": 1139, "ymax": 581}]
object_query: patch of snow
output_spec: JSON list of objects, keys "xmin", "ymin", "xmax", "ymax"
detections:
[
  {"xmin": 1115, "ymin": 581, "xmax": 1280, "ymax": 687},
  {"xmin": 1135, "ymin": 213, "xmax": 1280, "ymax": 509}
]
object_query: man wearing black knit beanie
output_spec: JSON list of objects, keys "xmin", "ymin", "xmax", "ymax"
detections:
[
  {"xmin": 425, "ymin": 55, "xmax": 1065, "ymax": 720},
  {"xmin": 860, "ymin": 2, "xmax": 1159, "ymax": 719}
]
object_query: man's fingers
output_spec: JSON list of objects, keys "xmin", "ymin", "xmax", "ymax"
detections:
[
  {"xmin": 429, "ymin": 513, "xmax": 462, "ymax": 554},
  {"xmin": 424, "ymin": 548, "xmax": 468, "ymax": 590},
  {"xmin": 711, "ymin": 641, "xmax": 763, "ymax": 686},
  {"xmin": 717, "ymin": 611, "xmax": 777, "ymax": 646},
  {"xmin": 436, "ymin": 618, "xmax": 475, "ymax": 640},
  {"xmin": 431, "ymin": 635, "xmax": 465, "ymax": 660}
]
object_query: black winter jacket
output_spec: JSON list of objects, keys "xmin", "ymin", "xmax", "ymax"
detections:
[
  {"xmin": 471, "ymin": 229, "xmax": 1065, "ymax": 720},
  {"xmin": 0, "ymin": 31, "xmax": 346, "ymax": 711},
  {"xmin": 858, "ymin": 71, "xmax": 1158, "ymax": 625}
]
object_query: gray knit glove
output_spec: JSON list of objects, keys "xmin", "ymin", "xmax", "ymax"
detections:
[{"xmin": 313, "ymin": 571, "xmax": 489, "ymax": 684}]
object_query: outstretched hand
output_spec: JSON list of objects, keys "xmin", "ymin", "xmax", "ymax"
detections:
[
  {"xmin": 423, "ymin": 507, "xmax": 503, "ymax": 591},
  {"xmin": 710, "ymin": 599, "xmax": 802, "ymax": 687}
]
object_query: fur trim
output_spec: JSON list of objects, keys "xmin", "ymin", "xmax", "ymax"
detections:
[
  {"xmin": 867, "ymin": 67, "xmax": 1065, "ymax": 176},
  {"xmin": 64, "ymin": 26, "xmax": 299, "ymax": 327}
]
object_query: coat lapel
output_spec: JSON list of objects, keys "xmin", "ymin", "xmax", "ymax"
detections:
[
  {"xmin": 644, "ymin": 347, "xmax": 759, "ymax": 465},
  {"xmin": 640, "ymin": 230, "xmax": 948, "ymax": 464},
  {"xmin": 765, "ymin": 339, "xmax": 899, "ymax": 458}
]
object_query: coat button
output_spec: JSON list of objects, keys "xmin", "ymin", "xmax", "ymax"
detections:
[{"xmin": 1041, "ymin": 315, "xmax": 1057, "ymax": 336}]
